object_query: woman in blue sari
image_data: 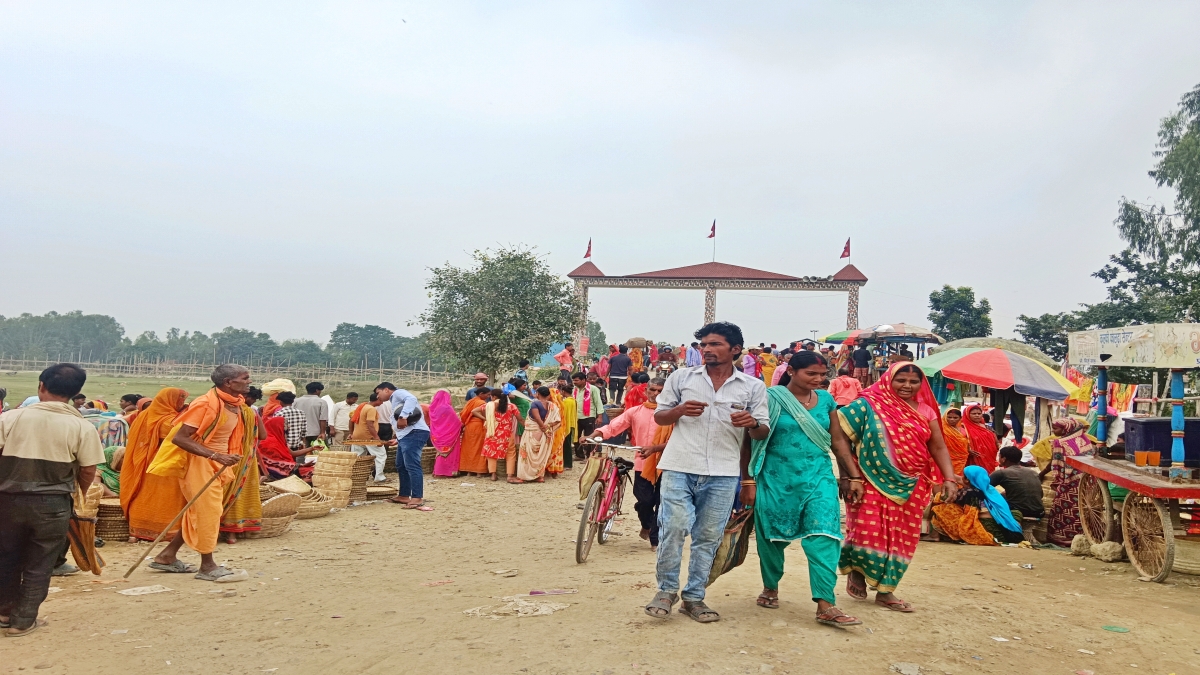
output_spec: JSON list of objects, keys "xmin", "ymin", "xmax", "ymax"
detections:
[{"xmin": 741, "ymin": 351, "xmax": 865, "ymax": 627}]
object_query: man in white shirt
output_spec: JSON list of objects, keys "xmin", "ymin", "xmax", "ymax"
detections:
[
  {"xmin": 375, "ymin": 382, "xmax": 430, "ymax": 508},
  {"xmin": 329, "ymin": 392, "xmax": 359, "ymax": 445},
  {"xmin": 293, "ymin": 382, "xmax": 329, "ymax": 444},
  {"xmin": 645, "ymin": 322, "xmax": 769, "ymax": 624}
]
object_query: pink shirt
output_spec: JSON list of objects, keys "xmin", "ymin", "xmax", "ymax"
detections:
[
  {"xmin": 554, "ymin": 349, "xmax": 573, "ymax": 368},
  {"xmin": 742, "ymin": 354, "xmax": 758, "ymax": 378},
  {"xmin": 827, "ymin": 375, "xmax": 863, "ymax": 406},
  {"xmin": 593, "ymin": 404, "xmax": 659, "ymax": 471}
]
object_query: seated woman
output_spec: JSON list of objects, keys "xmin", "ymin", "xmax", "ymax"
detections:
[
  {"xmin": 97, "ymin": 446, "xmax": 126, "ymax": 497},
  {"xmin": 929, "ymin": 466, "xmax": 1024, "ymax": 545}
]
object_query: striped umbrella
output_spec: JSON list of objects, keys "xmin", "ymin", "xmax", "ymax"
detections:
[{"xmin": 914, "ymin": 348, "xmax": 1079, "ymax": 400}]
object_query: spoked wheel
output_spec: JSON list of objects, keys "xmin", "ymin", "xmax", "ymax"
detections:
[
  {"xmin": 1078, "ymin": 474, "xmax": 1117, "ymax": 545},
  {"xmin": 597, "ymin": 480, "xmax": 624, "ymax": 545},
  {"xmin": 576, "ymin": 482, "xmax": 603, "ymax": 564},
  {"xmin": 1121, "ymin": 492, "xmax": 1175, "ymax": 582}
]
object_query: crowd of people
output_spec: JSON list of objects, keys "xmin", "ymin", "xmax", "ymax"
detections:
[{"xmin": 0, "ymin": 321, "xmax": 1090, "ymax": 637}]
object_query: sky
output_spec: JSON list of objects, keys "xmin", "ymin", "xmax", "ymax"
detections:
[{"xmin": 3, "ymin": 2, "xmax": 1200, "ymax": 347}]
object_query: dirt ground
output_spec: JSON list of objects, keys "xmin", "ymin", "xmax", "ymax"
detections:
[{"xmin": 6, "ymin": 456, "xmax": 1200, "ymax": 675}]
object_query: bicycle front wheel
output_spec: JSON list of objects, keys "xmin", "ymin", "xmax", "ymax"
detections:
[
  {"xmin": 597, "ymin": 478, "xmax": 625, "ymax": 545},
  {"xmin": 576, "ymin": 481, "xmax": 603, "ymax": 564}
]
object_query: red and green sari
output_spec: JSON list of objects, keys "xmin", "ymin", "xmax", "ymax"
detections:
[{"xmin": 837, "ymin": 363, "xmax": 945, "ymax": 593}]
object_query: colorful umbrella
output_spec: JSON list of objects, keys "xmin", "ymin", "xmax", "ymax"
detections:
[
  {"xmin": 915, "ymin": 348, "xmax": 1079, "ymax": 400},
  {"xmin": 823, "ymin": 324, "xmax": 944, "ymax": 345},
  {"xmin": 930, "ymin": 337, "xmax": 1057, "ymax": 368},
  {"xmin": 822, "ymin": 329, "xmax": 864, "ymax": 344}
]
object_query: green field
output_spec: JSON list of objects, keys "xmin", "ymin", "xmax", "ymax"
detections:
[{"xmin": 0, "ymin": 371, "xmax": 470, "ymax": 408}]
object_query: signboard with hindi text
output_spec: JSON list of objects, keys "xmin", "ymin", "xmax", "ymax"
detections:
[{"xmin": 1067, "ymin": 323, "xmax": 1200, "ymax": 368}]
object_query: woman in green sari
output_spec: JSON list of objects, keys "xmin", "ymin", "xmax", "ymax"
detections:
[{"xmin": 741, "ymin": 351, "xmax": 866, "ymax": 627}]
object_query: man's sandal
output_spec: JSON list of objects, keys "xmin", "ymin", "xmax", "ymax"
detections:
[
  {"xmin": 815, "ymin": 607, "xmax": 862, "ymax": 627},
  {"xmin": 644, "ymin": 592, "xmax": 678, "ymax": 619},
  {"xmin": 681, "ymin": 600, "xmax": 720, "ymax": 623},
  {"xmin": 148, "ymin": 560, "xmax": 198, "ymax": 574},
  {"xmin": 756, "ymin": 591, "xmax": 779, "ymax": 609},
  {"xmin": 4, "ymin": 619, "xmax": 47, "ymax": 638}
]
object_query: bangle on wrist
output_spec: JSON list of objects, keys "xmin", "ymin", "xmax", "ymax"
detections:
[{"xmin": 740, "ymin": 479, "xmax": 756, "ymax": 486}]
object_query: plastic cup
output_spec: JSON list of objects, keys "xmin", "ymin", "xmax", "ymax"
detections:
[
  {"xmin": 1147, "ymin": 451, "xmax": 1161, "ymax": 467},
  {"xmin": 1135, "ymin": 451, "xmax": 1148, "ymax": 467}
]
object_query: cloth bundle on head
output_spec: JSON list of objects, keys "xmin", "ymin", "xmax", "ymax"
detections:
[
  {"xmin": 260, "ymin": 378, "xmax": 296, "ymax": 418},
  {"xmin": 963, "ymin": 466, "xmax": 1022, "ymax": 533}
]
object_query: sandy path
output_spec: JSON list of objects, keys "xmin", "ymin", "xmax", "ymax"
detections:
[{"xmin": 6, "ymin": 462, "xmax": 1200, "ymax": 675}]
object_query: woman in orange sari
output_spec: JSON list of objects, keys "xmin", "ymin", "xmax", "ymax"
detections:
[
  {"xmin": 120, "ymin": 388, "xmax": 189, "ymax": 542},
  {"xmin": 941, "ymin": 408, "xmax": 970, "ymax": 477},
  {"xmin": 458, "ymin": 389, "xmax": 491, "ymax": 475}
]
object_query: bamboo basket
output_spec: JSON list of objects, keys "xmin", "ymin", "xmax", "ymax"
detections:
[
  {"xmin": 312, "ymin": 451, "xmax": 357, "ymax": 508},
  {"xmin": 349, "ymin": 455, "xmax": 374, "ymax": 503},
  {"xmin": 366, "ymin": 485, "xmax": 398, "ymax": 501},
  {"xmin": 385, "ymin": 446, "xmax": 397, "ymax": 473},
  {"xmin": 295, "ymin": 489, "xmax": 333, "ymax": 519},
  {"xmin": 96, "ymin": 498, "xmax": 129, "ymax": 540},
  {"xmin": 421, "ymin": 446, "xmax": 436, "ymax": 475},
  {"xmin": 245, "ymin": 493, "xmax": 302, "ymax": 539},
  {"xmin": 268, "ymin": 475, "xmax": 312, "ymax": 496},
  {"xmin": 1174, "ymin": 536, "xmax": 1200, "ymax": 576},
  {"xmin": 259, "ymin": 483, "xmax": 279, "ymax": 500},
  {"xmin": 75, "ymin": 483, "xmax": 103, "ymax": 519}
]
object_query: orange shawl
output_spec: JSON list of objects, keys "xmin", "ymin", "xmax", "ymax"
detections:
[
  {"xmin": 147, "ymin": 388, "xmax": 249, "ymax": 479},
  {"xmin": 120, "ymin": 387, "xmax": 188, "ymax": 519},
  {"xmin": 942, "ymin": 410, "xmax": 970, "ymax": 477},
  {"xmin": 639, "ymin": 401, "xmax": 673, "ymax": 482},
  {"xmin": 458, "ymin": 396, "xmax": 490, "ymax": 474}
]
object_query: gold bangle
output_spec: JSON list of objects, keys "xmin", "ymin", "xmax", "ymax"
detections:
[{"xmin": 740, "ymin": 480, "xmax": 756, "ymax": 486}]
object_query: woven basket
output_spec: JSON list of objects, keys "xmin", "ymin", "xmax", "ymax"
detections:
[
  {"xmin": 349, "ymin": 455, "xmax": 374, "ymax": 503},
  {"xmin": 268, "ymin": 475, "xmax": 312, "ymax": 496},
  {"xmin": 260, "ymin": 492, "xmax": 302, "ymax": 519},
  {"xmin": 96, "ymin": 498, "xmax": 129, "ymax": 540},
  {"xmin": 259, "ymin": 484, "xmax": 279, "ymax": 501},
  {"xmin": 244, "ymin": 514, "xmax": 295, "ymax": 539},
  {"xmin": 296, "ymin": 489, "xmax": 333, "ymax": 519},
  {"xmin": 385, "ymin": 446, "xmax": 397, "ymax": 473},
  {"xmin": 313, "ymin": 455, "xmax": 354, "ymax": 508},
  {"xmin": 1174, "ymin": 536, "xmax": 1200, "ymax": 576},
  {"xmin": 75, "ymin": 483, "xmax": 103, "ymax": 519},
  {"xmin": 421, "ymin": 446, "xmax": 436, "ymax": 475},
  {"xmin": 366, "ymin": 485, "xmax": 398, "ymax": 501}
]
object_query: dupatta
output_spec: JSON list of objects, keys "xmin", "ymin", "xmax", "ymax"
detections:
[
  {"xmin": 837, "ymin": 362, "xmax": 942, "ymax": 505},
  {"xmin": 962, "ymin": 403, "xmax": 998, "ymax": 473},
  {"xmin": 749, "ymin": 386, "xmax": 832, "ymax": 479},
  {"xmin": 119, "ymin": 387, "xmax": 188, "ymax": 517},
  {"xmin": 428, "ymin": 390, "xmax": 462, "ymax": 457}
]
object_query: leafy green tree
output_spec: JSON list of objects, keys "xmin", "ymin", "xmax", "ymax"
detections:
[
  {"xmin": 277, "ymin": 339, "xmax": 327, "ymax": 366},
  {"xmin": 211, "ymin": 327, "xmax": 278, "ymax": 363},
  {"xmin": 927, "ymin": 286, "xmax": 992, "ymax": 342},
  {"xmin": 418, "ymin": 246, "xmax": 585, "ymax": 380},
  {"xmin": 586, "ymin": 320, "xmax": 607, "ymax": 358},
  {"xmin": 1114, "ymin": 83, "xmax": 1200, "ymax": 264},
  {"xmin": 328, "ymin": 323, "xmax": 400, "ymax": 368},
  {"xmin": 0, "ymin": 311, "xmax": 125, "ymax": 360}
]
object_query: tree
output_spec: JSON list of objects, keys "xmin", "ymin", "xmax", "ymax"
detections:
[
  {"xmin": 927, "ymin": 285, "xmax": 992, "ymax": 342},
  {"xmin": 211, "ymin": 327, "xmax": 278, "ymax": 363},
  {"xmin": 1013, "ymin": 312, "xmax": 1088, "ymax": 362},
  {"xmin": 418, "ymin": 246, "xmax": 585, "ymax": 380},
  {"xmin": 1114, "ymin": 83, "xmax": 1200, "ymax": 264},
  {"xmin": 586, "ymin": 320, "xmax": 607, "ymax": 358},
  {"xmin": 327, "ymin": 323, "xmax": 400, "ymax": 368}
]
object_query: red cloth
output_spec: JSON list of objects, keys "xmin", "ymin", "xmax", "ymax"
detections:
[
  {"xmin": 624, "ymin": 383, "xmax": 647, "ymax": 409},
  {"xmin": 257, "ymin": 415, "xmax": 296, "ymax": 480},
  {"xmin": 961, "ymin": 404, "xmax": 998, "ymax": 473}
]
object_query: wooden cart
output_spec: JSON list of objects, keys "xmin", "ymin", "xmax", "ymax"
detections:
[{"xmin": 1069, "ymin": 455, "xmax": 1200, "ymax": 582}]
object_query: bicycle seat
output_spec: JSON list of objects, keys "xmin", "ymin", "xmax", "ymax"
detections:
[{"xmin": 613, "ymin": 457, "xmax": 636, "ymax": 474}]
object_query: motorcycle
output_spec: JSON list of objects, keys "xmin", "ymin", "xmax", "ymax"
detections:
[{"xmin": 655, "ymin": 361, "xmax": 677, "ymax": 379}]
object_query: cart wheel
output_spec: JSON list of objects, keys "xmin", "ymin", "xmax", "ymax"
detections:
[
  {"xmin": 576, "ymin": 482, "xmax": 602, "ymax": 564},
  {"xmin": 1121, "ymin": 492, "xmax": 1175, "ymax": 583},
  {"xmin": 1078, "ymin": 474, "xmax": 1118, "ymax": 545}
]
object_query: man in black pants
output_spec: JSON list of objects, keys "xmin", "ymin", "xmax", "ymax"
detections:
[
  {"xmin": 990, "ymin": 386, "xmax": 1026, "ymax": 444},
  {"xmin": 0, "ymin": 363, "xmax": 104, "ymax": 637},
  {"xmin": 608, "ymin": 345, "xmax": 633, "ymax": 404}
]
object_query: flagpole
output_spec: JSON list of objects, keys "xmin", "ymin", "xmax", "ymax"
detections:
[{"xmin": 712, "ymin": 232, "xmax": 716, "ymax": 262}]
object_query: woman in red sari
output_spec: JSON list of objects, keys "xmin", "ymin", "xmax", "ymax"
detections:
[
  {"xmin": 837, "ymin": 363, "xmax": 959, "ymax": 612},
  {"xmin": 962, "ymin": 404, "xmax": 998, "ymax": 473},
  {"xmin": 257, "ymin": 415, "xmax": 296, "ymax": 481}
]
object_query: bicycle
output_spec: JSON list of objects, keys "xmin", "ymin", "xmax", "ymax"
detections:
[{"xmin": 575, "ymin": 440, "xmax": 638, "ymax": 564}]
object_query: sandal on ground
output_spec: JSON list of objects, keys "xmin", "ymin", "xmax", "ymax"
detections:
[
  {"xmin": 402, "ymin": 501, "xmax": 425, "ymax": 509},
  {"xmin": 756, "ymin": 590, "xmax": 779, "ymax": 609},
  {"xmin": 0, "ymin": 615, "xmax": 9, "ymax": 629},
  {"xmin": 4, "ymin": 619, "xmax": 47, "ymax": 638},
  {"xmin": 490, "ymin": 473, "xmax": 499, "ymax": 482},
  {"xmin": 815, "ymin": 607, "xmax": 862, "ymax": 627},
  {"xmin": 846, "ymin": 574, "xmax": 868, "ymax": 600},
  {"xmin": 194, "ymin": 566, "xmax": 234, "ymax": 582},
  {"xmin": 874, "ymin": 596, "xmax": 914, "ymax": 612},
  {"xmin": 148, "ymin": 560, "xmax": 198, "ymax": 574},
  {"xmin": 681, "ymin": 600, "xmax": 720, "ymax": 623},
  {"xmin": 507, "ymin": 477, "xmax": 523, "ymax": 484},
  {"xmin": 644, "ymin": 591, "xmax": 678, "ymax": 619}
]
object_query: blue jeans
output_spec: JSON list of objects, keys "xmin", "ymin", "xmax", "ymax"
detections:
[
  {"xmin": 396, "ymin": 429, "xmax": 429, "ymax": 499},
  {"xmin": 655, "ymin": 470, "xmax": 739, "ymax": 602}
]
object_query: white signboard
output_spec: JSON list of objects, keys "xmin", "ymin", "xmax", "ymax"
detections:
[{"xmin": 1068, "ymin": 323, "xmax": 1200, "ymax": 368}]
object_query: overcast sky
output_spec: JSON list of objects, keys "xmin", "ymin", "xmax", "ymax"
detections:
[{"xmin": 3, "ymin": 2, "xmax": 1199, "ymax": 347}]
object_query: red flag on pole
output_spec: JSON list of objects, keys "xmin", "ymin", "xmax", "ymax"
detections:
[
  {"xmin": 584, "ymin": 238, "xmax": 592, "ymax": 258},
  {"xmin": 708, "ymin": 220, "xmax": 716, "ymax": 239},
  {"xmin": 840, "ymin": 238, "xmax": 850, "ymax": 259}
]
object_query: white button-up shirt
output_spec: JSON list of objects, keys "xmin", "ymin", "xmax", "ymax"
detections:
[{"xmin": 655, "ymin": 365, "xmax": 769, "ymax": 477}]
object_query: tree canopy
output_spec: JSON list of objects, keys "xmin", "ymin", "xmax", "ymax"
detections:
[
  {"xmin": 927, "ymin": 285, "xmax": 992, "ymax": 342},
  {"xmin": 418, "ymin": 246, "xmax": 585, "ymax": 379},
  {"xmin": 1016, "ymin": 82, "xmax": 1200, "ymax": 361}
]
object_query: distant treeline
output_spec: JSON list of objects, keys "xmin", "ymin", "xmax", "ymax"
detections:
[{"xmin": 0, "ymin": 311, "xmax": 445, "ymax": 370}]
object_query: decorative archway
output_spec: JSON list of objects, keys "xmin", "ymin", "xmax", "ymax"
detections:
[{"xmin": 567, "ymin": 260, "xmax": 868, "ymax": 344}]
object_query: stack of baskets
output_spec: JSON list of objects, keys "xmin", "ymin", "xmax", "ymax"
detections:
[
  {"xmin": 312, "ymin": 451, "xmax": 357, "ymax": 508},
  {"xmin": 96, "ymin": 498, "xmax": 129, "ymax": 541},
  {"xmin": 266, "ymin": 475, "xmax": 334, "ymax": 520},
  {"xmin": 421, "ymin": 445, "xmax": 437, "ymax": 474},
  {"xmin": 246, "ymin": 492, "xmax": 302, "ymax": 539},
  {"xmin": 349, "ymin": 454, "xmax": 374, "ymax": 504},
  {"xmin": 385, "ymin": 445, "xmax": 397, "ymax": 473},
  {"xmin": 366, "ymin": 485, "xmax": 398, "ymax": 501}
]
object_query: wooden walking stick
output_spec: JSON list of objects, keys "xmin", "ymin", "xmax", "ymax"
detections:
[{"xmin": 123, "ymin": 465, "xmax": 230, "ymax": 579}]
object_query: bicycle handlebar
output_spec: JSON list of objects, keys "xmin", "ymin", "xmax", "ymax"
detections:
[{"xmin": 577, "ymin": 440, "xmax": 643, "ymax": 452}]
